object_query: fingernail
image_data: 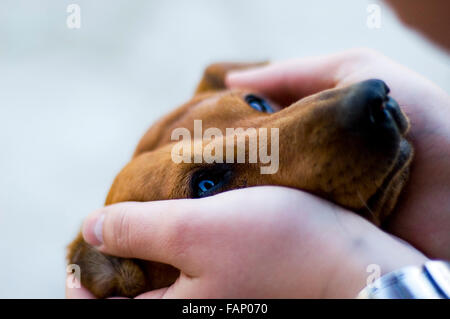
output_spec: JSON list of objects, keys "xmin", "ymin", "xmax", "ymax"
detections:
[
  {"xmin": 226, "ymin": 67, "xmax": 265, "ymax": 88},
  {"xmin": 94, "ymin": 214, "xmax": 104, "ymax": 245},
  {"xmin": 226, "ymin": 69, "xmax": 250, "ymax": 82},
  {"xmin": 82, "ymin": 211, "xmax": 104, "ymax": 246}
]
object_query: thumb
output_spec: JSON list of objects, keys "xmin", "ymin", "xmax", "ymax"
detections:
[
  {"xmin": 226, "ymin": 51, "xmax": 350, "ymax": 105},
  {"xmin": 81, "ymin": 200, "xmax": 199, "ymax": 274}
]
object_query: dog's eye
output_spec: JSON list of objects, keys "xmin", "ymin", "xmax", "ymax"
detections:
[
  {"xmin": 198, "ymin": 179, "xmax": 216, "ymax": 193},
  {"xmin": 194, "ymin": 174, "xmax": 223, "ymax": 198},
  {"xmin": 191, "ymin": 166, "xmax": 232, "ymax": 198},
  {"xmin": 245, "ymin": 94, "xmax": 274, "ymax": 113}
]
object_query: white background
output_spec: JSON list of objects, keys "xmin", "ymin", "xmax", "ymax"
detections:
[{"xmin": 0, "ymin": 0, "xmax": 449, "ymax": 298}]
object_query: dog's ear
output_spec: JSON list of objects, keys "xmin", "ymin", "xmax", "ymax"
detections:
[{"xmin": 195, "ymin": 62, "xmax": 267, "ymax": 94}]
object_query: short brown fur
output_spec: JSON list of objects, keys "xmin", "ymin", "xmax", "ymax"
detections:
[{"xmin": 68, "ymin": 63, "xmax": 412, "ymax": 298}]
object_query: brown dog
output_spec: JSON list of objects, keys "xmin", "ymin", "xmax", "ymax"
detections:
[{"xmin": 67, "ymin": 63, "xmax": 413, "ymax": 298}]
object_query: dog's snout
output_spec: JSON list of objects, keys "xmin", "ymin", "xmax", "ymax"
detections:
[{"xmin": 340, "ymin": 79, "xmax": 407, "ymax": 136}]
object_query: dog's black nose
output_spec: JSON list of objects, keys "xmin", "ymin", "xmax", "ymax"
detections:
[
  {"xmin": 364, "ymin": 80, "xmax": 389, "ymax": 125},
  {"xmin": 341, "ymin": 79, "xmax": 408, "ymax": 135}
]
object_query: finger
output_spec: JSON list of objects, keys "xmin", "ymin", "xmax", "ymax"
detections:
[
  {"xmin": 135, "ymin": 273, "xmax": 193, "ymax": 299},
  {"xmin": 82, "ymin": 200, "xmax": 199, "ymax": 273},
  {"xmin": 226, "ymin": 50, "xmax": 356, "ymax": 105},
  {"xmin": 65, "ymin": 275, "xmax": 95, "ymax": 299},
  {"xmin": 135, "ymin": 287, "xmax": 170, "ymax": 299}
]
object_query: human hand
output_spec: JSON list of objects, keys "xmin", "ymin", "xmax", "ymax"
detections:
[
  {"xmin": 226, "ymin": 48, "xmax": 450, "ymax": 259},
  {"xmin": 67, "ymin": 186, "xmax": 427, "ymax": 299}
]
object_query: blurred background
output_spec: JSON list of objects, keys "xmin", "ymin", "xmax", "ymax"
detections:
[{"xmin": 0, "ymin": 0, "xmax": 448, "ymax": 298}]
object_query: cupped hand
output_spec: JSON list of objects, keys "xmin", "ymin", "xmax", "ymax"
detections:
[
  {"xmin": 67, "ymin": 186, "xmax": 426, "ymax": 299},
  {"xmin": 227, "ymin": 48, "xmax": 450, "ymax": 259}
]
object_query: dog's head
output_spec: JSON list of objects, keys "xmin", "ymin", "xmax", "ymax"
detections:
[{"xmin": 106, "ymin": 63, "xmax": 412, "ymax": 224}]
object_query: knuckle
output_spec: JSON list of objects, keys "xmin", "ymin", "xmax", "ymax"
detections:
[
  {"xmin": 334, "ymin": 48, "xmax": 384, "ymax": 82},
  {"xmin": 108, "ymin": 206, "xmax": 133, "ymax": 255},
  {"xmin": 164, "ymin": 215, "xmax": 191, "ymax": 254},
  {"xmin": 162, "ymin": 208, "xmax": 199, "ymax": 260},
  {"xmin": 349, "ymin": 47, "xmax": 381, "ymax": 61}
]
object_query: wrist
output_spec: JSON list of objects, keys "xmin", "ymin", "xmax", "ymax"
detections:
[{"xmin": 321, "ymin": 219, "xmax": 428, "ymax": 298}]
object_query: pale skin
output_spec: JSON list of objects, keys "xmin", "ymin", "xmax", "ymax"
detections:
[
  {"xmin": 67, "ymin": 48, "xmax": 449, "ymax": 298},
  {"xmin": 226, "ymin": 48, "xmax": 450, "ymax": 260}
]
